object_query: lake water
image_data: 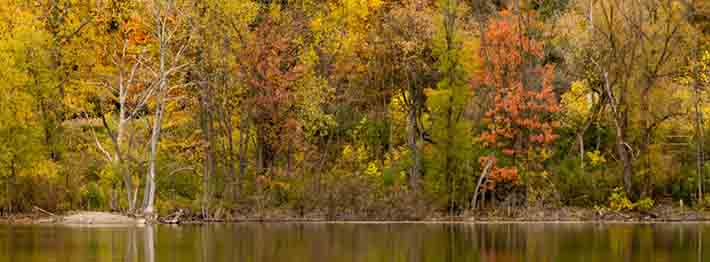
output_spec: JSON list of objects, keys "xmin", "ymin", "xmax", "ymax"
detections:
[{"xmin": 0, "ymin": 222, "xmax": 708, "ymax": 261}]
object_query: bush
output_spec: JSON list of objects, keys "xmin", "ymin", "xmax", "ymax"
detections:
[
  {"xmin": 609, "ymin": 187, "xmax": 633, "ymax": 211},
  {"xmin": 634, "ymin": 197, "xmax": 654, "ymax": 212},
  {"xmin": 553, "ymin": 158, "xmax": 615, "ymax": 206},
  {"xmin": 695, "ymin": 195, "xmax": 710, "ymax": 210}
]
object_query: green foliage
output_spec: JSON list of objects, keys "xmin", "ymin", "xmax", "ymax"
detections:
[{"xmin": 634, "ymin": 197, "xmax": 655, "ymax": 212}]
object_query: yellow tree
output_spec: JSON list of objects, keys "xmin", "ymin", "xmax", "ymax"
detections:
[{"xmin": 0, "ymin": 1, "xmax": 53, "ymax": 212}]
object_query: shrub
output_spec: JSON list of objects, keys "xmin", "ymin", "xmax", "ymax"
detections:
[
  {"xmin": 634, "ymin": 197, "xmax": 654, "ymax": 212},
  {"xmin": 553, "ymin": 158, "xmax": 614, "ymax": 206},
  {"xmin": 609, "ymin": 187, "xmax": 633, "ymax": 211}
]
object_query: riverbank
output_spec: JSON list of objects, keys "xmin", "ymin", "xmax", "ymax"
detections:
[
  {"xmin": 2, "ymin": 204, "xmax": 709, "ymax": 225},
  {"xmin": 0, "ymin": 211, "xmax": 144, "ymax": 225}
]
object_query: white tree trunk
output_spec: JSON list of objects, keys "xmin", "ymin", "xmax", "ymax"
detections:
[{"xmin": 143, "ymin": 5, "xmax": 168, "ymax": 218}]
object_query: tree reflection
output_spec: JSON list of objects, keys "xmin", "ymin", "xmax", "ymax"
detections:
[{"xmin": 144, "ymin": 225, "xmax": 155, "ymax": 262}]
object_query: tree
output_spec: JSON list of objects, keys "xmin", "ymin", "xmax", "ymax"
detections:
[
  {"xmin": 141, "ymin": 0, "xmax": 192, "ymax": 217},
  {"xmin": 588, "ymin": 0, "xmax": 691, "ymax": 196},
  {"xmin": 475, "ymin": 10, "xmax": 560, "ymax": 191},
  {"xmin": 89, "ymin": 0, "xmax": 151, "ymax": 213},
  {"xmin": 236, "ymin": 15, "xmax": 305, "ymax": 178},
  {"xmin": 425, "ymin": 0, "xmax": 477, "ymax": 211},
  {"xmin": 0, "ymin": 2, "xmax": 49, "ymax": 212},
  {"xmin": 378, "ymin": 0, "xmax": 438, "ymax": 191}
]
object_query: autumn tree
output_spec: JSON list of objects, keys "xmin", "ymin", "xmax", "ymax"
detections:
[
  {"xmin": 236, "ymin": 14, "xmax": 305, "ymax": 178},
  {"xmin": 87, "ymin": 0, "xmax": 153, "ymax": 213},
  {"xmin": 376, "ymin": 0, "xmax": 438, "ymax": 191},
  {"xmin": 141, "ymin": 0, "xmax": 193, "ymax": 218},
  {"xmin": 581, "ymin": 0, "xmax": 692, "ymax": 196},
  {"xmin": 475, "ymin": 10, "xmax": 560, "ymax": 191},
  {"xmin": 0, "ymin": 1, "xmax": 52, "ymax": 212},
  {"xmin": 425, "ymin": 0, "xmax": 479, "ymax": 211}
]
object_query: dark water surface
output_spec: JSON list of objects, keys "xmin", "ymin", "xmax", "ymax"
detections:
[{"xmin": 0, "ymin": 222, "xmax": 709, "ymax": 261}]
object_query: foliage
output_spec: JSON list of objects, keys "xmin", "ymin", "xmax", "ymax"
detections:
[
  {"xmin": 609, "ymin": 187, "xmax": 634, "ymax": 212},
  {"xmin": 634, "ymin": 197, "xmax": 655, "ymax": 212},
  {"xmin": 473, "ymin": 10, "xmax": 560, "ymax": 205}
]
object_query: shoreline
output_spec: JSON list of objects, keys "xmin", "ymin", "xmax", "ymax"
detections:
[{"xmin": 2, "ymin": 205, "xmax": 710, "ymax": 225}]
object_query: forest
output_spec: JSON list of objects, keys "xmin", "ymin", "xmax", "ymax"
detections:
[{"xmin": 0, "ymin": 0, "xmax": 709, "ymax": 220}]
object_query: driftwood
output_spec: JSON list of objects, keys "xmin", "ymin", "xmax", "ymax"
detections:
[
  {"xmin": 33, "ymin": 206, "xmax": 59, "ymax": 218},
  {"xmin": 160, "ymin": 209, "xmax": 184, "ymax": 224},
  {"xmin": 471, "ymin": 157, "xmax": 495, "ymax": 210}
]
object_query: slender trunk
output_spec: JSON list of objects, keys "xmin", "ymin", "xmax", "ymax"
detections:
[
  {"xmin": 442, "ymin": 0, "xmax": 457, "ymax": 212},
  {"xmin": 200, "ymin": 84, "xmax": 215, "ymax": 219},
  {"xmin": 143, "ymin": 25, "xmax": 167, "ymax": 216},
  {"xmin": 237, "ymin": 113, "xmax": 249, "ymax": 196},
  {"xmin": 694, "ymin": 40, "xmax": 705, "ymax": 201},
  {"xmin": 122, "ymin": 164, "xmax": 135, "ymax": 213},
  {"xmin": 225, "ymin": 113, "xmax": 237, "ymax": 200},
  {"xmin": 578, "ymin": 133, "xmax": 585, "ymax": 169},
  {"xmin": 641, "ymin": 84, "xmax": 651, "ymax": 196},
  {"xmin": 472, "ymin": 157, "xmax": 494, "ymax": 210},
  {"xmin": 143, "ymin": 92, "xmax": 164, "ymax": 216},
  {"xmin": 110, "ymin": 184, "xmax": 117, "ymax": 211},
  {"xmin": 604, "ymin": 72, "xmax": 633, "ymax": 195},
  {"xmin": 696, "ymin": 84, "xmax": 704, "ymax": 201},
  {"xmin": 407, "ymin": 99, "xmax": 420, "ymax": 190},
  {"xmin": 256, "ymin": 127, "xmax": 264, "ymax": 176},
  {"xmin": 118, "ymin": 84, "xmax": 134, "ymax": 213},
  {"xmin": 8, "ymin": 159, "xmax": 15, "ymax": 214}
]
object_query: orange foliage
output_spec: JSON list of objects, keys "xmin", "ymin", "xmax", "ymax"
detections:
[
  {"xmin": 236, "ymin": 17, "xmax": 306, "ymax": 170},
  {"xmin": 474, "ymin": 10, "xmax": 560, "ymax": 186}
]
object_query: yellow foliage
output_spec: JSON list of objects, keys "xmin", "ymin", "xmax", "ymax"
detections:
[
  {"xmin": 586, "ymin": 150, "xmax": 607, "ymax": 167},
  {"xmin": 365, "ymin": 162, "xmax": 379, "ymax": 176},
  {"xmin": 561, "ymin": 81, "xmax": 594, "ymax": 126},
  {"xmin": 342, "ymin": 145, "xmax": 354, "ymax": 159}
]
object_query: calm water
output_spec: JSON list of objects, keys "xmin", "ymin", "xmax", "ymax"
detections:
[{"xmin": 0, "ymin": 222, "xmax": 708, "ymax": 261}]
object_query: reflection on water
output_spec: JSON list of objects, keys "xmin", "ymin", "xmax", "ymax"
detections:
[{"xmin": 0, "ymin": 222, "xmax": 708, "ymax": 261}]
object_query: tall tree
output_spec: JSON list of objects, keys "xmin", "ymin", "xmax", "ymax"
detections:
[{"xmin": 141, "ymin": 0, "xmax": 192, "ymax": 217}]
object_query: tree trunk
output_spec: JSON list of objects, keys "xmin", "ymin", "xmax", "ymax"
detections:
[
  {"xmin": 224, "ymin": 113, "xmax": 237, "ymax": 200},
  {"xmin": 122, "ymin": 164, "xmax": 135, "ymax": 213},
  {"xmin": 237, "ymin": 113, "xmax": 249, "ymax": 197},
  {"xmin": 694, "ymin": 38, "xmax": 705, "ymax": 201},
  {"xmin": 578, "ymin": 133, "xmax": 585, "ymax": 169},
  {"xmin": 143, "ymin": 32, "xmax": 167, "ymax": 217},
  {"xmin": 143, "ymin": 93, "xmax": 164, "ymax": 217},
  {"xmin": 604, "ymin": 72, "xmax": 633, "ymax": 195},
  {"xmin": 407, "ymin": 91, "xmax": 421, "ymax": 191},
  {"xmin": 8, "ymin": 159, "xmax": 15, "ymax": 214},
  {"xmin": 200, "ymin": 84, "xmax": 215, "ymax": 219}
]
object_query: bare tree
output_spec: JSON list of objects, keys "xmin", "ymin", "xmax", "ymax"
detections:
[
  {"xmin": 92, "ymin": 35, "xmax": 151, "ymax": 213},
  {"xmin": 141, "ymin": 0, "xmax": 192, "ymax": 218}
]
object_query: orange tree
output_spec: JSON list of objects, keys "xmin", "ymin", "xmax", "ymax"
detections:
[{"xmin": 474, "ymin": 10, "xmax": 560, "ymax": 193}]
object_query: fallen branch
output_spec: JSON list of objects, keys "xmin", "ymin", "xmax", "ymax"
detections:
[
  {"xmin": 161, "ymin": 209, "xmax": 184, "ymax": 224},
  {"xmin": 471, "ymin": 157, "xmax": 495, "ymax": 210},
  {"xmin": 33, "ymin": 206, "xmax": 59, "ymax": 217}
]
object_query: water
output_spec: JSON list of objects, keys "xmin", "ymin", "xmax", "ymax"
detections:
[{"xmin": 0, "ymin": 222, "xmax": 708, "ymax": 261}]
